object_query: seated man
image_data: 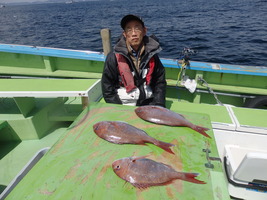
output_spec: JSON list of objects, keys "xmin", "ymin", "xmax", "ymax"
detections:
[{"xmin": 101, "ymin": 14, "xmax": 166, "ymax": 107}]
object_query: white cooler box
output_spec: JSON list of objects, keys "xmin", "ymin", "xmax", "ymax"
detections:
[{"xmin": 224, "ymin": 145, "xmax": 267, "ymax": 200}]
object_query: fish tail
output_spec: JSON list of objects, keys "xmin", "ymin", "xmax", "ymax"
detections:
[
  {"xmin": 180, "ymin": 173, "xmax": 206, "ymax": 184},
  {"xmin": 154, "ymin": 140, "xmax": 175, "ymax": 154},
  {"xmin": 192, "ymin": 125, "xmax": 211, "ymax": 138}
]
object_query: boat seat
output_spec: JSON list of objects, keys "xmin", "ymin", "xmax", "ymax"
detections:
[{"xmin": 0, "ymin": 78, "xmax": 102, "ymax": 117}]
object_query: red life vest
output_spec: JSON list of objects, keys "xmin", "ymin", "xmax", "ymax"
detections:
[{"xmin": 115, "ymin": 53, "xmax": 155, "ymax": 93}]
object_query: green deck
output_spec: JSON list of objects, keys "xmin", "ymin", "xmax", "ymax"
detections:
[
  {"xmin": 232, "ymin": 107, "xmax": 267, "ymax": 128},
  {"xmin": 0, "ymin": 127, "xmax": 67, "ymax": 188},
  {"xmin": 166, "ymin": 101, "xmax": 233, "ymax": 125},
  {"xmin": 0, "ymin": 79, "xmax": 98, "ymax": 92},
  {"xmin": 5, "ymin": 102, "xmax": 229, "ymax": 199}
]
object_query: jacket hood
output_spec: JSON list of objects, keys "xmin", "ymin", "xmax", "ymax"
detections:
[{"xmin": 114, "ymin": 35, "xmax": 162, "ymax": 57}]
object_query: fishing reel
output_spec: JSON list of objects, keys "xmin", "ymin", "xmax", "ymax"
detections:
[
  {"xmin": 177, "ymin": 47, "xmax": 197, "ymax": 67},
  {"xmin": 177, "ymin": 47, "xmax": 197, "ymax": 82},
  {"xmin": 176, "ymin": 48, "xmax": 198, "ymax": 93}
]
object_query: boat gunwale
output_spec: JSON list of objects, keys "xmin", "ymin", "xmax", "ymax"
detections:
[{"xmin": 1, "ymin": 43, "xmax": 266, "ymax": 77}]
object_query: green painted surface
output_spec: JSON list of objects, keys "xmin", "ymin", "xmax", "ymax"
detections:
[
  {"xmin": 13, "ymin": 97, "xmax": 35, "ymax": 117},
  {"xmin": 210, "ymin": 171, "xmax": 231, "ymax": 200},
  {"xmin": 0, "ymin": 120, "xmax": 7, "ymax": 130},
  {"xmin": 0, "ymin": 121, "xmax": 21, "ymax": 142},
  {"xmin": 232, "ymin": 107, "xmax": 267, "ymax": 128},
  {"xmin": 0, "ymin": 79, "xmax": 99, "ymax": 92},
  {"xmin": 6, "ymin": 102, "xmax": 229, "ymax": 199},
  {"xmin": 167, "ymin": 79, "xmax": 267, "ymax": 95},
  {"xmin": 0, "ymin": 52, "xmax": 104, "ymax": 78},
  {"xmin": 166, "ymin": 85, "xmax": 246, "ymax": 107},
  {"xmin": 0, "ymin": 78, "xmax": 99, "ymax": 141},
  {"xmin": 48, "ymin": 104, "xmax": 83, "ymax": 122},
  {"xmin": 0, "ymin": 98, "xmax": 21, "ymax": 117},
  {"xmin": 0, "ymin": 52, "xmax": 45, "ymax": 69},
  {"xmin": 0, "ymin": 98, "xmax": 68, "ymax": 140},
  {"xmin": 48, "ymin": 97, "xmax": 84, "ymax": 122},
  {"xmin": 165, "ymin": 68, "xmax": 267, "ymax": 95},
  {"xmin": 166, "ymin": 101, "xmax": 233, "ymax": 124},
  {"xmin": 1, "ymin": 49, "xmax": 267, "ymax": 108},
  {"xmin": 55, "ymin": 57, "xmax": 103, "ymax": 74},
  {"xmin": 0, "ymin": 127, "xmax": 67, "ymax": 187}
]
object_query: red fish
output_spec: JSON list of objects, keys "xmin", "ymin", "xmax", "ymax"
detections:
[
  {"xmin": 135, "ymin": 105, "xmax": 211, "ymax": 138},
  {"xmin": 93, "ymin": 121, "xmax": 175, "ymax": 154},
  {"xmin": 112, "ymin": 156, "xmax": 206, "ymax": 189}
]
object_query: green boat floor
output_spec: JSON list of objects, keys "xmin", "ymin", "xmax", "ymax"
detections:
[
  {"xmin": 232, "ymin": 107, "xmax": 267, "ymax": 128},
  {"xmin": 5, "ymin": 102, "xmax": 230, "ymax": 200},
  {"xmin": 0, "ymin": 127, "xmax": 67, "ymax": 187},
  {"xmin": 100, "ymin": 97, "xmax": 233, "ymax": 125},
  {"xmin": 167, "ymin": 101, "xmax": 233, "ymax": 124}
]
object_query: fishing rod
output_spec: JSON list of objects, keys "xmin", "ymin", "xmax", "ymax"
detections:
[
  {"xmin": 176, "ymin": 47, "xmax": 197, "ymax": 85},
  {"xmin": 176, "ymin": 47, "xmax": 224, "ymax": 106}
]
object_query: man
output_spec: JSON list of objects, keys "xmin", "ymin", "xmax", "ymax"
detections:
[{"xmin": 101, "ymin": 14, "xmax": 166, "ymax": 107}]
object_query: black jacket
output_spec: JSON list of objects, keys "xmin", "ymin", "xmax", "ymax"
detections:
[{"xmin": 101, "ymin": 35, "xmax": 166, "ymax": 107}]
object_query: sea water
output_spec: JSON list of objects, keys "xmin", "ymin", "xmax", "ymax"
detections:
[{"xmin": 0, "ymin": 0, "xmax": 266, "ymax": 66}]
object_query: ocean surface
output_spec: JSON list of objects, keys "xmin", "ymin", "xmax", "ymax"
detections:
[{"xmin": 0, "ymin": 0, "xmax": 266, "ymax": 66}]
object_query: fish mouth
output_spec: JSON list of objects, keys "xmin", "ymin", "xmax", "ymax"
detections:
[
  {"xmin": 93, "ymin": 123, "xmax": 99, "ymax": 131},
  {"xmin": 135, "ymin": 108, "xmax": 142, "ymax": 113},
  {"xmin": 111, "ymin": 162, "xmax": 115, "ymax": 169}
]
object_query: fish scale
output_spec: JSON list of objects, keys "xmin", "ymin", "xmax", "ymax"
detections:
[
  {"xmin": 93, "ymin": 121, "xmax": 175, "ymax": 154},
  {"xmin": 135, "ymin": 105, "xmax": 211, "ymax": 138},
  {"xmin": 112, "ymin": 156, "xmax": 206, "ymax": 189}
]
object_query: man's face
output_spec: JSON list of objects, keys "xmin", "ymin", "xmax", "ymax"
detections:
[{"xmin": 123, "ymin": 20, "xmax": 147, "ymax": 51}]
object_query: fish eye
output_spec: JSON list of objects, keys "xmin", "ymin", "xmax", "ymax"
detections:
[{"xmin": 116, "ymin": 165, "xmax": 120, "ymax": 170}]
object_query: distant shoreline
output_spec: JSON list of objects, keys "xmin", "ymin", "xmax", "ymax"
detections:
[{"xmin": 1, "ymin": 0, "xmax": 103, "ymax": 6}]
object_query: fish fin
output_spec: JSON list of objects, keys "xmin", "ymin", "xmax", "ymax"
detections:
[
  {"xmin": 131, "ymin": 155, "xmax": 149, "ymax": 163},
  {"xmin": 133, "ymin": 180, "xmax": 177, "ymax": 189},
  {"xmin": 131, "ymin": 183, "xmax": 149, "ymax": 190},
  {"xmin": 192, "ymin": 125, "xmax": 211, "ymax": 138},
  {"xmin": 123, "ymin": 181, "xmax": 129, "ymax": 188},
  {"xmin": 179, "ymin": 114, "xmax": 186, "ymax": 119},
  {"xmin": 180, "ymin": 173, "xmax": 206, "ymax": 184},
  {"xmin": 154, "ymin": 140, "xmax": 175, "ymax": 155}
]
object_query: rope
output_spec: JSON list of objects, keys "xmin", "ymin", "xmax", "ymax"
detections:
[
  {"xmin": 176, "ymin": 60, "xmax": 184, "ymax": 86},
  {"xmin": 197, "ymin": 76, "xmax": 224, "ymax": 106}
]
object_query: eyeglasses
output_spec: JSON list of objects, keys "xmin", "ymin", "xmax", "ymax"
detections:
[{"xmin": 124, "ymin": 25, "xmax": 143, "ymax": 34}]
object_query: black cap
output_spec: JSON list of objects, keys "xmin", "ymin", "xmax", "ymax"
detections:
[{"xmin": 120, "ymin": 14, "xmax": 145, "ymax": 30}]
